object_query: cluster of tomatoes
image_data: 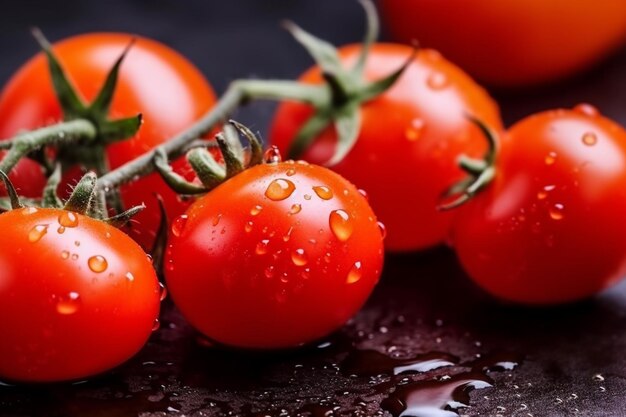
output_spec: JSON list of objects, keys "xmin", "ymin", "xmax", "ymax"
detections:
[{"xmin": 0, "ymin": 1, "xmax": 625, "ymax": 384}]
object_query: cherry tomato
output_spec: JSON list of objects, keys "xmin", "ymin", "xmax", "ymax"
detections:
[
  {"xmin": 270, "ymin": 44, "xmax": 502, "ymax": 252},
  {"xmin": 165, "ymin": 160, "xmax": 384, "ymax": 348},
  {"xmin": 0, "ymin": 33, "xmax": 217, "ymax": 250},
  {"xmin": 381, "ymin": 0, "xmax": 626, "ymax": 87},
  {"xmin": 452, "ymin": 106, "xmax": 626, "ymax": 304},
  {"xmin": 0, "ymin": 207, "xmax": 161, "ymax": 382},
  {"xmin": 0, "ymin": 152, "xmax": 46, "ymax": 199}
]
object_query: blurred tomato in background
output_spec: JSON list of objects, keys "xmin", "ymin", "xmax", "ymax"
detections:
[{"xmin": 380, "ymin": 0, "xmax": 626, "ymax": 87}]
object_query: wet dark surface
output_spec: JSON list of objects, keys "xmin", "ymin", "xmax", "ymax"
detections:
[{"xmin": 1, "ymin": 1, "xmax": 626, "ymax": 416}]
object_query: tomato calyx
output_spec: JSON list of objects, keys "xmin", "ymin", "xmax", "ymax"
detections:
[
  {"xmin": 284, "ymin": 0, "xmax": 416, "ymax": 165},
  {"xmin": 154, "ymin": 119, "xmax": 264, "ymax": 195},
  {"xmin": 438, "ymin": 117, "xmax": 500, "ymax": 210}
]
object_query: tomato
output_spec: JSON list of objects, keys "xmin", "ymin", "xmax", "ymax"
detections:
[
  {"xmin": 0, "ymin": 33, "xmax": 217, "ymax": 250},
  {"xmin": 380, "ymin": 0, "xmax": 626, "ymax": 87},
  {"xmin": 165, "ymin": 160, "xmax": 384, "ymax": 348},
  {"xmin": 270, "ymin": 44, "xmax": 502, "ymax": 252},
  {"xmin": 0, "ymin": 153, "xmax": 46, "ymax": 199},
  {"xmin": 452, "ymin": 106, "xmax": 626, "ymax": 304},
  {"xmin": 0, "ymin": 207, "xmax": 161, "ymax": 382}
]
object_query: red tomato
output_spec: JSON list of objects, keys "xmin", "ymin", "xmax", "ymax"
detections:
[
  {"xmin": 452, "ymin": 106, "xmax": 626, "ymax": 304},
  {"xmin": 270, "ymin": 44, "xmax": 502, "ymax": 252},
  {"xmin": 165, "ymin": 160, "xmax": 384, "ymax": 348},
  {"xmin": 0, "ymin": 207, "xmax": 161, "ymax": 382},
  {"xmin": 0, "ymin": 152, "xmax": 46, "ymax": 199},
  {"xmin": 0, "ymin": 33, "xmax": 217, "ymax": 250},
  {"xmin": 381, "ymin": 0, "xmax": 626, "ymax": 87}
]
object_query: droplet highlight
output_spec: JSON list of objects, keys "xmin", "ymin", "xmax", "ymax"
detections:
[
  {"xmin": 58, "ymin": 211, "xmax": 79, "ymax": 228},
  {"xmin": 28, "ymin": 225, "xmax": 48, "ymax": 243},
  {"xmin": 88, "ymin": 255, "xmax": 108, "ymax": 273},
  {"xmin": 329, "ymin": 209, "xmax": 354, "ymax": 242},
  {"xmin": 313, "ymin": 186, "xmax": 333, "ymax": 200},
  {"xmin": 291, "ymin": 248, "xmax": 308, "ymax": 266},
  {"xmin": 347, "ymin": 261, "xmax": 362, "ymax": 284},
  {"xmin": 56, "ymin": 292, "xmax": 81, "ymax": 315},
  {"xmin": 265, "ymin": 179, "xmax": 296, "ymax": 201}
]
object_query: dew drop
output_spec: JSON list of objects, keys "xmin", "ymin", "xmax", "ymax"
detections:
[
  {"xmin": 291, "ymin": 248, "xmax": 308, "ymax": 266},
  {"xmin": 286, "ymin": 168, "xmax": 296, "ymax": 177},
  {"xmin": 263, "ymin": 146, "xmax": 282, "ymax": 164},
  {"xmin": 289, "ymin": 204, "xmax": 302, "ymax": 215},
  {"xmin": 313, "ymin": 186, "xmax": 333, "ymax": 200},
  {"xmin": 427, "ymin": 72, "xmax": 449, "ymax": 90},
  {"xmin": 57, "ymin": 226, "xmax": 65, "ymax": 234},
  {"xmin": 250, "ymin": 205, "xmax": 263, "ymax": 216},
  {"xmin": 545, "ymin": 152, "xmax": 557, "ymax": 165},
  {"xmin": 171, "ymin": 215, "xmax": 188, "ymax": 237},
  {"xmin": 329, "ymin": 209, "xmax": 354, "ymax": 242},
  {"xmin": 28, "ymin": 224, "xmax": 48, "ymax": 243},
  {"xmin": 21, "ymin": 207, "xmax": 38, "ymax": 215},
  {"xmin": 347, "ymin": 261, "xmax": 362, "ymax": 284},
  {"xmin": 574, "ymin": 103, "xmax": 599, "ymax": 117},
  {"xmin": 125, "ymin": 272, "xmax": 135, "ymax": 282},
  {"xmin": 357, "ymin": 189, "xmax": 368, "ymax": 200},
  {"xmin": 549, "ymin": 203, "xmax": 565, "ymax": 220},
  {"xmin": 58, "ymin": 211, "xmax": 79, "ymax": 228},
  {"xmin": 152, "ymin": 318, "xmax": 161, "ymax": 331},
  {"xmin": 537, "ymin": 184, "xmax": 556, "ymax": 200},
  {"xmin": 256, "ymin": 239, "xmax": 270, "ymax": 255},
  {"xmin": 245, "ymin": 221, "xmax": 253, "ymax": 233},
  {"xmin": 582, "ymin": 132, "xmax": 597, "ymax": 146},
  {"xmin": 71, "ymin": 254, "xmax": 79, "ymax": 261},
  {"xmin": 283, "ymin": 227, "xmax": 293, "ymax": 242},
  {"xmin": 303, "ymin": 194, "xmax": 312, "ymax": 201},
  {"xmin": 212, "ymin": 214, "xmax": 222, "ymax": 226},
  {"xmin": 74, "ymin": 241, "xmax": 80, "ymax": 247},
  {"xmin": 56, "ymin": 292, "xmax": 81, "ymax": 315},
  {"xmin": 159, "ymin": 282, "xmax": 167, "ymax": 301},
  {"xmin": 405, "ymin": 118, "xmax": 425, "ymax": 141},
  {"xmin": 377, "ymin": 221, "xmax": 387, "ymax": 239},
  {"xmin": 265, "ymin": 179, "xmax": 296, "ymax": 201},
  {"xmin": 88, "ymin": 255, "xmax": 108, "ymax": 273},
  {"xmin": 61, "ymin": 250, "xmax": 70, "ymax": 259},
  {"xmin": 264, "ymin": 266, "xmax": 275, "ymax": 278}
]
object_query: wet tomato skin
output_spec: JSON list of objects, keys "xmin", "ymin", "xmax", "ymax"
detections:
[
  {"xmin": 0, "ymin": 207, "xmax": 161, "ymax": 382},
  {"xmin": 452, "ymin": 108, "xmax": 626, "ymax": 304},
  {"xmin": 165, "ymin": 161, "xmax": 384, "ymax": 349},
  {"xmin": 270, "ymin": 44, "xmax": 503, "ymax": 252},
  {"xmin": 0, "ymin": 33, "xmax": 217, "ymax": 250}
]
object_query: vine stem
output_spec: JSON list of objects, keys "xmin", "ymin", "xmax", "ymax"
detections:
[
  {"xmin": 0, "ymin": 119, "xmax": 97, "ymax": 173},
  {"xmin": 95, "ymin": 79, "xmax": 329, "ymax": 205}
]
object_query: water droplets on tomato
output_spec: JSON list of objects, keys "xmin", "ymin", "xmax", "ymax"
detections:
[
  {"xmin": 405, "ymin": 118, "xmax": 425, "ymax": 141},
  {"xmin": 573, "ymin": 103, "xmax": 599, "ymax": 117},
  {"xmin": 250, "ymin": 205, "xmax": 263, "ymax": 216},
  {"xmin": 304, "ymin": 194, "xmax": 312, "ymax": 201},
  {"xmin": 171, "ymin": 214, "xmax": 188, "ymax": 237},
  {"xmin": 537, "ymin": 184, "xmax": 556, "ymax": 200},
  {"xmin": 549, "ymin": 203, "xmax": 565, "ymax": 220},
  {"xmin": 56, "ymin": 292, "xmax": 81, "ymax": 315},
  {"xmin": 377, "ymin": 221, "xmax": 387, "ymax": 239},
  {"xmin": 347, "ymin": 261, "xmax": 363, "ymax": 284},
  {"xmin": 286, "ymin": 168, "xmax": 296, "ymax": 177},
  {"xmin": 88, "ymin": 255, "xmax": 108, "ymax": 273},
  {"xmin": 159, "ymin": 282, "xmax": 168, "ymax": 301},
  {"xmin": 313, "ymin": 186, "xmax": 333, "ymax": 200},
  {"xmin": 125, "ymin": 272, "xmax": 135, "ymax": 282},
  {"xmin": 545, "ymin": 152, "xmax": 557, "ymax": 165},
  {"xmin": 152, "ymin": 318, "xmax": 161, "ymax": 331},
  {"xmin": 289, "ymin": 204, "xmax": 302, "ymax": 215},
  {"xmin": 427, "ymin": 72, "xmax": 449, "ymax": 90},
  {"xmin": 245, "ymin": 221, "xmax": 253, "ymax": 233},
  {"xmin": 264, "ymin": 266, "xmax": 275, "ymax": 279},
  {"xmin": 61, "ymin": 250, "xmax": 70, "ymax": 259},
  {"xmin": 291, "ymin": 248, "xmax": 308, "ymax": 266},
  {"xmin": 582, "ymin": 132, "xmax": 597, "ymax": 146},
  {"xmin": 357, "ymin": 189, "xmax": 368, "ymax": 200},
  {"xmin": 28, "ymin": 224, "xmax": 48, "ymax": 243},
  {"xmin": 58, "ymin": 211, "xmax": 79, "ymax": 228},
  {"xmin": 329, "ymin": 209, "xmax": 354, "ymax": 242},
  {"xmin": 265, "ymin": 179, "xmax": 296, "ymax": 201},
  {"xmin": 263, "ymin": 146, "xmax": 282, "ymax": 164},
  {"xmin": 256, "ymin": 239, "xmax": 270, "ymax": 255},
  {"xmin": 212, "ymin": 214, "xmax": 222, "ymax": 226}
]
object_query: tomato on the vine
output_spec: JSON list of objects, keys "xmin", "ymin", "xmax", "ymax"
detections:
[
  {"xmin": 270, "ymin": 44, "xmax": 502, "ymax": 252},
  {"xmin": 380, "ymin": 0, "xmax": 626, "ymax": 87},
  {"xmin": 165, "ymin": 159, "xmax": 384, "ymax": 349},
  {"xmin": 452, "ymin": 106, "xmax": 626, "ymax": 304},
  {"xmin": 0, "ymin": 207, "xmax": 161, "ymax": 382},
  {"xmin": 0, "ymin": 33, "xmax": 216, "ymax": 250}
]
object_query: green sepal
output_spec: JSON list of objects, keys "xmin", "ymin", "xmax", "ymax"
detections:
[
  {"xmin": 186, "ymin": 148, "xmax": 226, "ymax": 190},
  {"xmin": 100, "ymin": 114, "xmax": 143, "ymax": 144},
  {"xmin": 64, "ymin": 172, "xmax": 97, "ymax": 214},
  {"xmin": 42, "ymin": 164, "xmax": 63, "ymax": 208},
  {"xmin": 104, "ymin": 204, "xmax": 145, "ymax": 228},
  {"xmin": 89, "ymin": 39, "xmax": 135, "ymax": 115},
  {"xmin": 287, "ymin": 111, "xmax": 331, "ymax": 160},
  {"xmin": 358, "ymin": 48, "xmax": 416, "ymax": 102},
  {"xmin": 215, "ymin": 132, "xmax": 244, "ymax": 178},
  {"xmin": 31, "ymin": 28, "xmax": 86, "ymax": 119},
  {"xmin": 352, "ymin": 0, "xmax": 379, "ymax": 77},
  {"xmin": 154, "ymin": 148, "xmax": 208, "ymax": 195},
  {"xmin": 328, "ymin": 104, "xmax": 362, "ymax": 166},
  {"xmin": 0, "ymin": 170, "xmax": 23, "ymax": 210},
  {"xmin": 228, "ymin": 119, "xmax": 264, "ymax": 167}
]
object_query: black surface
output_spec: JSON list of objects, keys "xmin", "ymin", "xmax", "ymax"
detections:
[{"xmin": 1, "ymin": 1, "xmax": 626, "ymax": 416}]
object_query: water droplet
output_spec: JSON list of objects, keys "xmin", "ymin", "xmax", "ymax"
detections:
[
  {"xmin": 545, "ymin": 152, "xmax": 557, "ymax": 165},
  {"xmin": 549, "ymin": 203, "xmax": 565, "ymax": 220},
  {"xmin": 74, "ymin": 241, "xmax": 80, "ymax": 247},
  {"xmin": 105, "ymin": 232, "xmax": 111, "ymax": 239},
  {"xmin": 71, "ymin": 253, "xmax": 79, "ymax": 261},
  {"xmin": 125, "ymin": 272, "xmax": 135, "ymax": 282},
  {"xmin": 313, "ymin": 186, "xmax": 333, "ymax": 200},
  {"xmin": 250, "ymin": 205, "xmax": 263, "ymax": 216},
  {"xmin": 152, "ymin": 318, "xmax": 161, "ymax": 331},
  {"xmin": 574, "ymin": 103, "xmax": 599, "ymax": 116},
  {"xmin": 291, "ymin": 248, "xmax": 308, "ymax": 266},
  {"xmin": 289, "ymin": 204, "xmax": 302, "ymax": 215},
  {"xmin": 57, "ymin": 226, "xmax": 65, "ymax": 234},
  {"xmin": 56, "ymin": 292, "xmax": 81, "ymax": 315},
  {"xmin": 427, "ymin": 72, "xmax": 449, "ymax": 90},
  {"xmin": 212, "ymin": 214, "xmax": 222, "ymax": 226},
  {"xmin": 582, "ymin": 132, "xmax": 597, "ymax": 146},
  {"xmin": 537, "ymin": 184, "xmax": 556, "ymax": 200},
  {"xmin": 283, "ymin": 226, "xmax": 293, "ymax": 242},
  {"xmin": 264, "ymin": 266, "xmax": 275, "ymax": 278},
  {"xmin": 21, "ymin": 207, "xmax": 38, "ymax": 215},
  {"xmin": 256, "ymin": 239, "xmax": 270, "ymax": 255},
  {"xmin": 377, "ymin": 221, "xmax": 387, "ymax": 239},
  {"xmin": 61, "ymin": 250, "xmax": 70, "ymax": 259},
  {"xmin": 88, "ymin": 255, "xmax": 108, "ymax": 273},
  {"xmin": 28, "ymin": 224, "xmax": 48, "ymax": 242},
  {"xmin": 357, "ymin": 189, "xmax": 368, "ymax": 200},
  {"xmin": 263, "ymin": 146, "xmax": 282, "ymax": 164},
  {"xmin": 58, "ymin": 211, "xmax": 79, "ymax": 228},
  {"xmin": 347, "ymin": 261, "xmax": 362, "ymax": 284},
  {"xmin": 303, "ymin": 194, "xmax": 312, "ymax": 200},
  {"xmin": 405, "ymin": 118, "xmax": 425, "ymax": 141},
  {"xmin": 265, "ymin": 179, "xmax": 296, "ymax": 201},
  {"xmin": 593, "ymin": 374, "xmax": 605, "ymax": 382},
  {"xmin": 245, "ymin": 221, "xmax": 253, "ymax": 233},
  {"xmin": 159, "ymin": 282, "xmax": 167, "ymax": 301},
  {"xmin": 329, "ymin": 209, "xmax": 354, "ymax": 242},
  {"xmin": 171, "ymin": 215, "xmax": 188, "ymax": 237},
  {"xmin": 286, "ymin": 168, "xmax": 296, "ymax": 177},
  {"xmin": 280, "ymin": 273, "xmax": 289, "ymax": 283}
]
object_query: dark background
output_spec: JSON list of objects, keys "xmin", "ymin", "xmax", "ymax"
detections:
[{"xmin": 1, "ymin": 1, "xmax": 626, "ymax": 416}]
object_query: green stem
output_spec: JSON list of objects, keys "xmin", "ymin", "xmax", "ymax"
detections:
[{"xmin": 0, "ymin": 119, "xmax": 97, "ymax": 174}]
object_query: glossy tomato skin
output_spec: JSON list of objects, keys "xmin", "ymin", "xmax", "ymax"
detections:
[
  {"xmin": 0, "ymin": 33, "xmax": 217, "ymax": 250},
  {"xmin": 165, "ymin": 161, "xmax": 384, "ymax": 349},
  {"xmin": 381, "ymin": 0, "xmax": 626, "ymax": 87},
  {"xmin": 270, "ymin": 44, "xmax": 502, "ymax": 252},
  {"xmin": 0, "ymin": 207, "xmax": 161, "ymax": 382},
  {"xmin": 452, "ymin": 107, "xmax": 626, "ymax": 304}
]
